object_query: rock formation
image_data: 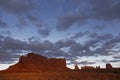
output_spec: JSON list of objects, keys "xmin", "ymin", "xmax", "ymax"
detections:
[
  {"xmin": 74, "ymin": 64, "xmax": 79, "ymax": 70},
  {"xmin": 96, "ymin": 66, "xmax": 100, "ymax": 69},
  {"xmin": 6, "ymin": 52, "xmax": 68, "ymax": 72},
  {"xmin": 81, "ymin": 66, "xmax": 95, "ymax": 70},
  {"xmin": 106, "ymin": 63, "xmax": 113, "ymax": 69}
]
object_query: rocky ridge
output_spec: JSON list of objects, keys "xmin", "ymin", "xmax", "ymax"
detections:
[{"xmin": 6, "ymin": 52, "xmax": 68, "ymax": 72}]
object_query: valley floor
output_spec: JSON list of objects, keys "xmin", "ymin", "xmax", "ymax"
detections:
[{"xmin": 0, "ymin": 71, "xmax": 120, "ymax": 80}]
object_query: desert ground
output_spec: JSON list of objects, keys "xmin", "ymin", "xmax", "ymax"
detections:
[{"xmin": 0, "ymin": 70, "xmax": 120, "ymax": 80}]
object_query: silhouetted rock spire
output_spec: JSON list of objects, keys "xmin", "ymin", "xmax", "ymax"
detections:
[
  {"xmin": 106, "ymin": 63, "xmax": 113, "ymax": 69},
  {"xmin": 74, "ymin": 64, "xmax": 79, "ymax": 70}
]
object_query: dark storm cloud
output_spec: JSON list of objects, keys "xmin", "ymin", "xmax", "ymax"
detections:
[
  {"xmin": 0, "ymin": 49, "xmax": 22, "ymax": 64},
  {"xmin": 101, "ymin": 35, "xmax": 120, "ymax": 51},
  {"xmin": 27, "ymin": 15, "xmax": 39, "ymax": 22},
  {"xmin": 113, "ymin": 56, "xmax": 120, "ymax": 59},
  {"xmin": 0, "ymin": 35, "xmax": 4, "ymax": 41},
  {"xmin": 0, "ymin": 35, "xmax": 34, "ymax": 63},
  {"xmin": 28, "ymin": 40, "xmax": 54, "ymax": 52},
  {"xmin": 1, "ymin": 36, "xmax": 54, "ymax": 53},
  {"xmin": 70, "ymin": 31, "xmax": 90, "ymax": 39},
  {"xmin": 28, "ymin": 40, "xmax": 67, "ymax": 57},
  {"xmin": 0, "ymin": 35, "xmax": 75, "ymax": 63},
  {"xmin": 0, "ymin": 0, "xmax": 46, "ymax": 34},
  {"xmin": 0, "ymin": 0, "xmax": 32, "ymax": 27},
  {"xmin": 69, "ymin": 44, "xmax": 83, "ymax": 55},
  {"xmin": 90, "ymin": 0, "xmax": 120, "ymax": 20},
  {"xmin": 56, "ymin": 0, "xmax": 120, "ymax": 31},
  {"xmin": 0, "ymin": 35, "xmax": 65, "ymax": 63},
  {"xmin": 56, "ymin": 14, "xmax": 80, "ymax": 31},
  {"xmin": 0, "ymin": 19, "xmax": 8, "ymax": 28},
  {"xmin": 0, "ymin": 35, "xmax": 24, "ymax": 64},
  {"xmin": 70, "ymin": 32, "xmax": 85, "ymax": 39},
  {"xmin": 0, "ymin": 0, "xmax": 51, "ymax": 37},
  {"xmin": 37, "ymin": 23, "xmax": 52, "ymax": 37},
  {"xmin": 70, "ymin": 31, "xmax": 105, "ymax": 40},
  {"xmin": 38, "ymin": 28, "xmax": 51, "ymax": 37},
  {"xmin": 28, "ymin": 36, "xmax": 41, "ymax": 42},
  {"xmin": 82, "ymin": 34, "xmax": 114, "ymax": 56},
  {"xmin": 0, "ymin": 0, "xmax": 36, "ymax": 14},
  {"xmin": 93, "ymin": 26, "xmax": 105, "ymax": 31},
  {"xmin": 109, "ymin": 60, "xmax": 120, "ymax": 63},
  {"xmin": 27, "ymin": 14, "xmax": 51, "ymax": 37},
  {"xmin": 69, "ymin": 33, "xmax": 117, "ymax": 56},
  {"xmin": 91, "ymin": 34, "xmax": 120, "ymax": 56},
  {"xmin": 0, "ymin": 51, "xmax": 15, "ymax": 64},
  {"xmin": 100, "ymin": 59, "xmax": 120, "ymax": 63},
  {"xmin": 27, "ymin": 14, "xmax": 43, "ymax": 28},
  {"xmin": 77, "ymin": 61, "xmax": 96, "ymax": 65},
  {"xmin": 0, "ymin": 31, "xmax": 11, "ymax": 35},
  {"xmin": 2, "ymin": 37, "xmax": 27, "ymax": 50},
  {"xmin": 55, "ymin": 39, "xmax": 76, "ymax": 48},
  {"xmin": 0, "ymin": 32, "xmax": 120, "ymax": 64}
]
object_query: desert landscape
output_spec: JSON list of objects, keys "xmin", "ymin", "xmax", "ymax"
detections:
[
  {"xmin": 0, "ymin": 53, "xmax": 120, "ymax": 80},
  {"xmin": 0, "ymin": 0, "xmax": 120, "ymax": 80}
]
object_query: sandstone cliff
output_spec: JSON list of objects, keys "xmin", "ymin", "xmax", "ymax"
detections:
[{"xmin": 6, "ymin": 52, "xmax": 68, "ymax": 72}]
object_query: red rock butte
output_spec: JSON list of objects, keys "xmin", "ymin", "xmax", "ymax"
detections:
[{"xmin": 6, "ymin": 52, "xmax": 69, "ymax": 72}]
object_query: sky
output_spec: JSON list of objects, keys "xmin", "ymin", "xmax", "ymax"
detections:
[{"xmin": 0, "ymin": 0, "xmax": 120, "ymax": 70}]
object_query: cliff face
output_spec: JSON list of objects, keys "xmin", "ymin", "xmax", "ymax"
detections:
[{"xmin": 7, "ymin": 53, "xmax": 68, "ymax": 72}]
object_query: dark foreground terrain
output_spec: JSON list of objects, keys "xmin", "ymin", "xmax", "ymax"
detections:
[{"xmin": 0, "ymin": 71, "xmax": 120, "ymax": 80}]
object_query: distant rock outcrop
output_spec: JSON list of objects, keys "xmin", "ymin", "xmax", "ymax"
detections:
[
  {"xmin": 74, "ymin": 64, "xmax": 79, "ymax": 70},
  {"xmin": 81, "ymin": 66, "xmax": 95, "ymax": 70},
  {"xmin": 106, "ymin": 63, "xmax": 113, "ymax": 69},
  {"xmin": 6, "ymin": 52, "xmax": 68, "ymax": 72}
]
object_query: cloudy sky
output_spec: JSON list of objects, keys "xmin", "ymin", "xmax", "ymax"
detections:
[{"xmin": 0, "ymin": 0, "xmax": 120, "ymax": 70}]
